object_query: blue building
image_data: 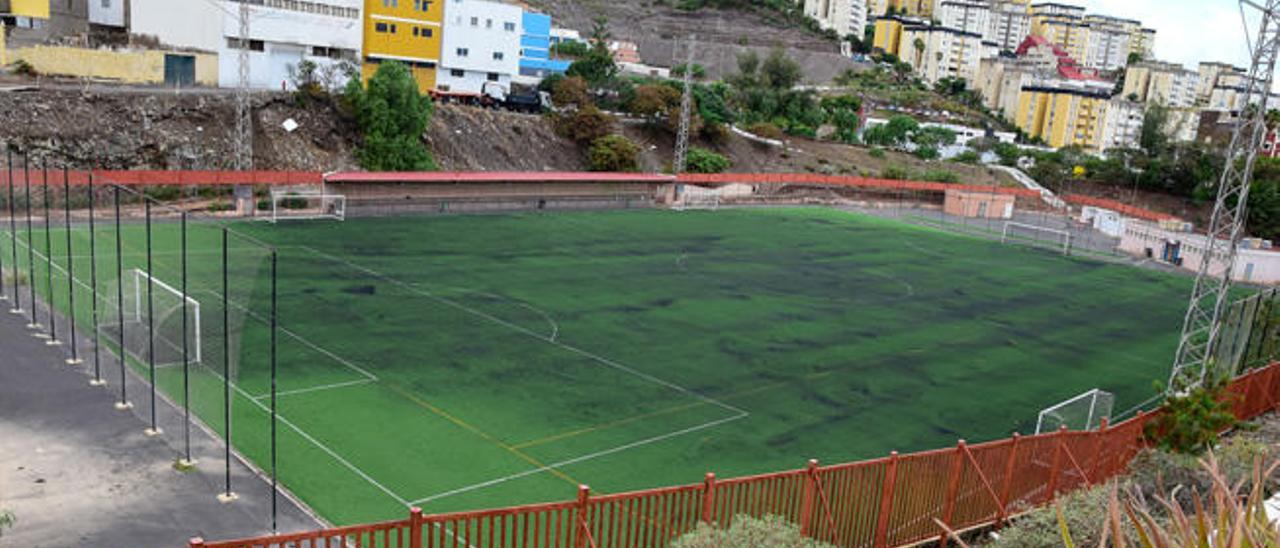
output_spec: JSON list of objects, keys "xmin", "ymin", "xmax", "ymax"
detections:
[{"xmin": 519, "ymin": 12, "xmax": 571, "ymax": 80}]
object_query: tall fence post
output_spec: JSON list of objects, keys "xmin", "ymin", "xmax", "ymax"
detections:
[
  {"xmin": 1091, "ymin": 418, "xmax": 1109, "ymax": 480},
  {"xmin": 874, "ymin": 451, "xmax": 899, "ymax": 548},
  {"xmin": 938, "ymin": 440, "xmax": 966, "ymax": 547},
  {"xmin": 1045, "ymin": 426, "xmax": 1067, "ymax": 503},
  {"xmin": 996, "ymin": 433, "xmax": 1019, "ymax": 527},
  {"xmin": 409, "ymin": 506, "xmax": 424, "ymax": 548},
  {"xmin": 701, "ymin": 472, "xmax": 716, "ymax": 525},
  {"xmin": 799, "ymin": 459, "xmax": 819, "ymax": 537},
  {"xmin": 574, "ymin": 484, "xmax": 591, "ymax": 548}
]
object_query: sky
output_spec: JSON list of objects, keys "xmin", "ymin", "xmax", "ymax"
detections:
[{"xmin": 1074, "ymin": 0, "xmax": 1255, "ymax": 70}]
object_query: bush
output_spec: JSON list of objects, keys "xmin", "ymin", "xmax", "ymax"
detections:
[
  {"xmin": 672, "ymin": 515, "xmax": 836, "ymax": 548},
  {"xmin": 913, "ymin": 146, "xmax": 939, "ymax": 160},
  {"xmin": 551, "ymin": 76, "xmax": 590, "ymax": 107},
  {"xmin": 869, "ymin": 147, "xmax": 887, "ymax": 159},
  {"xmin": 0, "ymin": 509, "xmax": 13, "ymax": 539},
  {"xmin": 746, "ymin": 122, "xmax": 784, "ymax": 141},
  {"xmin": 342, "ymin": 60, "xmax": 436, "ymax": 171},
  {"xmin": 954, "ymin": 150, "xmax": 981, "ymax": 164},
  {"xmin": 992, "ymin": 480, "xmax": 1130, "ymax": 547},
  {"xmin": 554, "ymin": 105, "xmax": 615, "ymax": 144},
  {"xmin": 685, "ymin": 147, "xmax": 731, "ymax": 174},
  {"xmin": 587, "ymin": 135, "xmax": 640, "ymax": 172},
  {"xmin": 550, "ymin": 41, "xmax": 590, "ymax": 59},
  {"xmin": 12, "ymin": 59, "xmax": 37, "ymax": 77},
  {"xmin": 629, "ymin": 83, "xmax": 681, "ymax": 118},
  {"xmin": 880, "ymin": 165, "xmax": 911, "ymax": 180},
  {"xmin": 1143, "ymin": 380, "xmax": 1238, "ymax": 455},
  {"xmin": 206, "ymin": 201, "xmax": 234, "ymax": 212},
  {"xmin": 922, "ymin": 169, "xmax": 959, "ymax": 183}
]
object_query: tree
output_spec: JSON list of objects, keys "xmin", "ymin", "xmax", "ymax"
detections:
[
  {"xmin": 671, "ymin": 63, "xmax": 707, "ymax": 79},
  {"xmin": 554, "ymin": 105, "xmax": 614, "ymax": 144},
  {"xmin": 566, "ymin": 17, "xmax": 618, "ymax": 86},
  {"xmin": 912, "ymin": 126, "xmax": 956, "ymax": 149},
  {"xmin": 1140, "ymin": 102, "xmax": 1171, "ymax": 157},
  {"xmin": 630, "ymin": 83, "xmax": 681, "ymax": 119},
  {"xmin": 912, "ymin": 37, "xmax": 925, "ymax": 66},
  {"xmin": 684, "ymin": 147, "xmax": 731, "ymax": 174},
  {"xmin": 551, "ymin": 75, "xmax": 590, "ymax": 107},
  {"xmin": 587, "ymin": 135, "xmax": 640, "ymax": 172},
  {"xmin": 342, "ymin": 61, "xmax": 436, "ymax": 171},
  {"xmin": 862, "ymin": 115, "xmax": 919, "ymax": 147},
  {"xmin": 760, "ymin": 47, "xmax": 802, "ymax": 91}
]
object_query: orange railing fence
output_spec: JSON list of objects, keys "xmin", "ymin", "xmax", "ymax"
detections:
[{"xmin": 192, "ymin": 363, "xmax": 1280, "ymax": 548}]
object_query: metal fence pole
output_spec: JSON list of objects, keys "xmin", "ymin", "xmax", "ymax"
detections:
[
  {"xmin": 144, "ymin": 199, "xmax": 159, "ymax": 436},
  {"xmin": 937, "ymin": 440, "xmax": 966, "ymax": 547},
  {"xmin": 996, "ymin": 433, "xmax": 1020, "ymax": 527},
  {"xmin": 270, "ymin": 248, "xmax": 279, "ymax": 532},
  {"xmin": 43, "ymin": 162, "xmax": 58, "ymax": 345},
  {"xmin": 180, "ymin": 211, "xmax": 193, "ymax": 465},
  {"xmin": 63, "ymin": 167, "xmax": 80, "ymax": 363},
  {"xmin": 220, "ymin": 227, "xmax": 235, "ymax": 501},
  {"xmin": 113, "ymin": 185, "xmax": 130, "ymax": 410},
  {"xmin": 0, "ymin": 152, "xmax": 6, "ymax": 304},
  {"xmin": 798, "ymin": 459, "xmax": 819, "ymax": 537},
  {"xmin": 6, "ymin": 149, "xmax": 20, "ymax": 313},
  {"xmin": 873, "ymin": 451, "xmax": 899, "ymax": 548},
  {"xmin": 87, "ymin": 172, "xmax": 103, "ymax": 384},
  {"xmin": 25, "ymin": 153, "xmax": 38, "ymax": 330},
  {"xmin": 700, "ymin": 472, "xmax": 716, "ymax": 524}
]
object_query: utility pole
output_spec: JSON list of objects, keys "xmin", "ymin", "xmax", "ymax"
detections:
[
  {"xmin": 234, "ymin": 1, "xmax": 254, "ymax": 215},
  {"xmin": 673, "ymin": 34, "xmax": 696, "ymax": 174},
  {"xmin": 1168, "ymin": 0, "xmax": 1280, "ymax": 392}
]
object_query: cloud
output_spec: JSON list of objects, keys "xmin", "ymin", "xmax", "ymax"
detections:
[{"xmin": 1072, "ymin": 0, "xmax": 1252, "ymax": 69}]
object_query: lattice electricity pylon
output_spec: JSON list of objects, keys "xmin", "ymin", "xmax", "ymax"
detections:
[
  {"xmin": 673, "ymin": 34, "xmax": 697, "ymax": 174},
  {"xmin": 1169, "ymin": 0, "xmax": 1280, "ymax": 392},
  {"xmin": 235, "ymin": 1, "xmax": 253, "ymax": 172}
]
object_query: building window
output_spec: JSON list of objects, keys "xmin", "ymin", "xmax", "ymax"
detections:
[
  {"xmin": 487, "ymin": 72, "xmax": 499, "ymax": 81},
  {"xmin": 470, "ymin": 16, "xmax": 479, "ymax": 26},
  {"xmin": 493, "ymin": 52, "xmax": 504, "ymax": 60},
  {"xmin": 227, "ymin": 38, "xmax": 265, "ymax": 51},
  {"xmin": 413, "ymin": 0, "xmax": 431, "ymax": 11},
  {"xmin": 375, "ymin": 22, "xmax": 389, "ymax": 32},
  {"xmin": 456, "ymin": 48, "xmax": 469, "ymax": 57},
  {"xmin": 451, "ymin": 69, "xmax": 465, "ymax": 77},
  {"xmin": 420, "ymin": 28, "xmax": 433, "ymax": 38},
  {"xmin": 382, "ymin": 0, "xmax": 398, "ymax": 6},
  {"xmin": 101, "ymin": 0, "xmax": 111, "ymax": 7},
  {"xmin": 504, "ymin": 22, "xmax": 516, "ymax": 31}
]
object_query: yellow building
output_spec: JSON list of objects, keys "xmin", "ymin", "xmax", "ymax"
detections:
[
  {"xmin": 4, "ymin": 0, "xmax": 51, "ymax": 18},
  {"xmin": 1016, "ymin": 84, "xmax": 1111, "ymax": 150},
  {"xmin": 362, "ymin": 0, "xmax": 444, "ymax": 93},
  {"xmin": 883, "ymin": 0, "xmax": 937, "ymax": 18},
  {"xmin": 872, "ymin": 17, "xmax": 905, "ymax": 55}
]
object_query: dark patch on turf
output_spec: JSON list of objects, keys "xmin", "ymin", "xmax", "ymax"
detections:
[{"xmin": 342, "ymin": 285, "xmax": 377, "ymax": 295}]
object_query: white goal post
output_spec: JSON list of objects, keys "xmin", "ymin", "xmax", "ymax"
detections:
[
  {"xmin": 1002, "ymin": 221, "xmax": 1072, "ymax": 255},
  {"xmin": 129, "ymin": 268, "xmax": 202, "ymax": 365},
  {"xmin": 270, "ymin": 190, "xmax": 347, "ymax": 223},
  {"xmin": 1036, "ymin": 389, "xmax": 1114, "ymax": 434}
]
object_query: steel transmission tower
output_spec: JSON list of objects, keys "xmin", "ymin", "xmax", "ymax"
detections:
[
  {"xmin": 235, "ymin": 1, "xmax": 253, "ymax": 172},
  {"xmin": 1169, "ymin": 0, "xmax": 1280, "ymax": 391},
  {"xmin": 673, "ymin": 35, "xmax": 697, "ymax": 174}
]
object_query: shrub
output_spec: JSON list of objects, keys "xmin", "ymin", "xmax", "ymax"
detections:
[
  {"xmin": 206, "ymin": 201, "xmax": 234, "ymax": 212},
  {"xmin": 550, "ymin": 40, "xmax": 590, "ymax": 59},
  {"xmin": 587, "ymin": 135, "xmax": 640, "ymax": 172},
  {"xmin": 685, "ymin": 147, "xmax": 731, "ymax": 174},
  {"xmin": 746, "ymin": 122, "xmax": 784, "ymax": 141},
  {"xmin": 954, "ymin": 150, "xmax": 981, "ymax": 164},
  {"xmin": 0, "ymin": 509, "xmax": 13, "ymax": 539},
  {"xmin": 1143, "ymin": 380, "xmax": 1238, "ymax": 455},
  {"xmin": 554, "ymin": 105, "xmax": 615, "ymax": 144},
  {"xmin": 992, "ymin": 480, "xmax": 1131, "ymax": 547},
  {"xmin": 12, "ymin": 59, "xmax": 37, "ymax": 77},
  {"xmin": 880, "ymin": 165, "xmax": 911, "ymax": 180},
  {"xmin": 551, "ymin": 76, "xmax": 590, "ymax": 107},
  {"xmin": 913, "ymin": 146, "xmax": 939, "ymax": 160},
  {"xmin": 672, "ymin": 515, "xmax": 836, "ymax": 548},
  {"xmin": 342, "ymin": 61, "xmax": 436, "ymax": 171},
  {"xmin": 629, "ymin": 83, "xmax": 681, "ymax": 118},
  {"xmin": 922, "ymin": 169, "xmax": 959, "ymax": 183},
  {"xmin": 868, "ymin": 147, "xmax": 887, "ymax": 159}
]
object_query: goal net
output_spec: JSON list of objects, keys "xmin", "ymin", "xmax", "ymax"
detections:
[
  {"xmin": 102, "ymin": 268, "xmax": 202, "ymax": 368},
  {"xmin": 270, "ymin": 191, "xmax": 346, "ymax": 223},
  {"xmin": 1036, "ymin": 389, "xmax": 1114, "ymax": 434},
  {"xmin": 1002, "ymin": 221, "xmax": 1072, "ymax": 255}
]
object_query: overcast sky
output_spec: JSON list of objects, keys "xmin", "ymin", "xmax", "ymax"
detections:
[{"xmin": 1074, "ymin": 0, "xmax": 1254, "ymax": 69}]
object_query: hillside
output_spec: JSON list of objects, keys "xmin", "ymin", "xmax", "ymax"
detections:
[{"xmin": 525, "ymin": 0, "xmax": 858, "ymax": 84}]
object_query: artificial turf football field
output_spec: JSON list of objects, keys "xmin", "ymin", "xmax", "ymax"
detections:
[{"xmin": 3, "ymin": 206, "xmax": 1194, "ymax": 526}]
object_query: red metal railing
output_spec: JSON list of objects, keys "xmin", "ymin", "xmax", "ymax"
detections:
[{"xmin": 192, "ymin": 363, "xmax": 1280, "ymax": 548}]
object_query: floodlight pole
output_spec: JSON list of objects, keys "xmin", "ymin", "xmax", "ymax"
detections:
[
  {"xmin": 1169, "ymin": 0, "xmax": 1280, "ymax": 392},
  {"xmin": 42, "ymin": 163, "xmax": 58, "ymax": 345},
  {"xmin": 7, "ymin": 148, "xmax": 20, "ymax": 312},
  {"xmin": 64, "ymin": 167, "xmax": 80, "ymax": 364},
  {"xmin": 24, "ymin": 153, "xmax": 37, "ymax": 329}
]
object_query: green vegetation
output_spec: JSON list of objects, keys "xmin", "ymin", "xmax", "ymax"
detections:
[
  {"xmin": 4, "ymin": 208, "xmax": 1193, "ymax": 526},
  {"xmin": 684, "ymin": 147, "xmax": 731, "ymax": 173},
  {"xmin": 1143, "ymin": 381, "xmax": 1238, "ymax": 454},
  {"xmin": 587, "ymin": 135, "xmax": 640, "ymax": 172},
  {"xmin": 565, "ymin": 17, "xmax": 618, "ymax": 86},
  {"xmin": 673, "ymin": 515, "xmax": 836, "ymax": 548},
  {"xmin": 0, "ymin": 510, "xmax": 12, "ymax": 539},
  {"xmin": 342, "ymin": 61, "xmax": 436, "ymax": 171}
]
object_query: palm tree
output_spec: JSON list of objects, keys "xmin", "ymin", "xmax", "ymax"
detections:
[{"xmin": 912, "ymin": 37, "xmax": 925, "ymax": 68}]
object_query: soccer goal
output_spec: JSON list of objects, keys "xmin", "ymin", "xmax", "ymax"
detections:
[
  {"xmin": 1035, "ymin": 389, "xmax": 1114, "ymax": 434},
  {"xmin": 270, "ymin": 190, "xmax": 346, "ymax": 223},
  {"xmin": 122, "ymin": 268, "xmax": 202, "ymax": 367},
  {"xmin": 1002, "ymin": 221, "xmax": 1072, "ymax": 255}
]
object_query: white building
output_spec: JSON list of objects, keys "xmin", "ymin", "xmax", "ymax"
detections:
[
  {"xmin": 129, "ymin": 0, "xmax": 361, "ymax": 90},
  {"xmin": 1120, "ymin": 221, "xmax": 1280, "ymax": 284},
  {"xmin": 1082, "ymin": 17, "xmax": 1133, "ymax": 71},
  {"xmin": 440, "ymin": 0, "xmax": 523, "ymax": 96},
  {"xmin": 1100, "ymin": 98, "xmax": 1142, "ymax": 151},
  {"xmin": 900, "ymin": 24, "xmax": 985, "ymax": 85},
  {"xmin": 89, "ymin": 0, "xmax": 126, "ymax": 28},
  {"xmin": 987, "ymin": 1, "xmax": 1031, "ymax": 52},
  {"xmin": 938, "ymin": 0, "xmax": 989, "ymax": 36},
  {"xmin": 803, "ymin": 0, "xmax": 868, "ymax": 55}
]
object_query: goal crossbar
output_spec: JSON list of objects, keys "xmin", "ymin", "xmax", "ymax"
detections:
[
  {"xmin": 1002, "ymin": 221, "xmax": 1072, "ymax": 255},
  {"xmin": 269, "ymin": 190, "xmax": 347, "ymax": 223},
  {"xmin": 1036, "ymin": 388, "xmax": 1113, "ymax": 434},
  {"xmin": 131, "ymin": 268, "xmax": 203, "ymax": 364}
]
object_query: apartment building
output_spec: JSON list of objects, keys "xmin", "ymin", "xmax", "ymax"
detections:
[
  {"xmin": 938, "ymin": 0, "xmax": 988, "ymax": 35},
  {"xmin": 804, "ymin": 0, "xmax": 868, "ymax": 51},
  {"xmin": 1122, "ymin": 61, "xmax": 1199, "ymax": 107},
  {"xmin": 518, "ymin": 11, "xmax": 569, "ymax": 82},
  {"xmin": 2, "ymin": 0, "xmax": 87, "ymax": 44},
  {"xmin": 1081, "ymin": 15, "xmax": 1136, "ymax": 71},
  {"xmin": 439, "ymin": 0, "xmax": 522, "ymax": 95},
  {"xmin": 987, "ymin": 0, "xmax": 1031, "ymax": 52},
  {"xmin": 881, "ymin": 0, "xmax": 938, "ymax": 18},
  {"xmin": 900, "ymin": 23, "xmax": 984, "ymax": 84},
  {"xmin": 1197, "ymin": 62, "xmax": 1239, "ymax": 105},
  {"xmin": 362, "ymin": 0, "xmax": 443, "ymax": 93},
  {"xmin": 1016, "ymin": 82, "xmax": 1111, "ymax": 150},
  {"xmin": 1131, "ymin": 27, "xmax": 1156, "ymax": 59},
  {"xmin": 977, "ymin": 57, "xmax": 1042, "ymax": 120},
  {"xmin": 1100, "ymin": 98, "xmax": 1142, "ymax": 151},
  {"xmin": 1209, "ymin": 69, "xmax": 1257, "ymax": 112}
]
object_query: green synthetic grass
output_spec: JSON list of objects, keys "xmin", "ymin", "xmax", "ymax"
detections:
[{"xmin": 0, "ymin": 207, "xmax": 1195, "ymax": 527}]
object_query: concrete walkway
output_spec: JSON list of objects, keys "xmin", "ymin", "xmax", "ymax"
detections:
[{"xmin": 0, "ymin": 295, "xmax": 318, "ymax": 547}]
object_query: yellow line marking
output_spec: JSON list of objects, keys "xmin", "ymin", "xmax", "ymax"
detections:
[
  {"xmin": 512, "ymin": 371, "xmax": 833, "ymax": 450},
  {"xmin": 383, "ymin": 383, "xmax": 582, "ymax": 488}
]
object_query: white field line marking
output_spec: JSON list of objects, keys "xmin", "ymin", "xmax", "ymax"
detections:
[
  {"xmin": 252, "ymin": 378, "xmax": 375, "ymax": 400},
  {"xmin": 408, "ymin": 412, "xmax": 748, "ymax": 506},
  {"xmin": 437, "ymin": 285, "xmax": 560, "ymax": 342},
  {"xmin": 192, "ymin": 288, "xmax": 379, "ymax": 382},
  {"xmin": 290, "ymin": 245, "xmax": 747, "ymax": 417}
]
